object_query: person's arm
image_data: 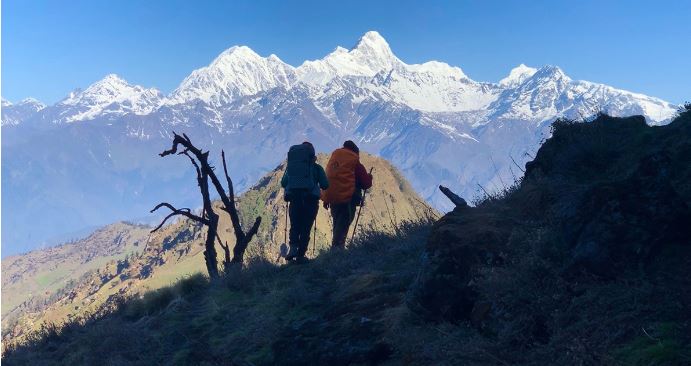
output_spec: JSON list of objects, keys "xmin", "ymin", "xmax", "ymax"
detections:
[
  {"xmin": 355, "ymin": 163, "xmax": 372, "ymax": 190},
  {"xmin": 281, "ymin": 172, "xmax": 288, "ymax": 188},
  {"xmin": 316, "ymin": 164, "xmax": 329, "ymax": 190}
]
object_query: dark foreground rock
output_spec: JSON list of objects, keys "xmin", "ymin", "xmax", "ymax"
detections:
[{"xmin": 409, "ymin": 111, "xmax": 691, "ymax": 364}]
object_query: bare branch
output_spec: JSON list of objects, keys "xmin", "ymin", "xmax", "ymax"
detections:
[
  {"xmin": 476, "ymin": 183, "xmax": 491, "ymax": 199},
  {"xmin": 221, "ymin": 150, "xmax": 235, "ymax": 200},
  {"xmin": 180, "ymin": 151, "xmax": 201, "ymax": 178},
  {"xmin": 231, "ymin": 216, "xmax": 262, "ymax": 264},
  {"xmin": 489, "ymin": 155, "xmax": 507, "ymax": 190},
  {"xmin": 510, "ymin": 154, "xmax": 526, "ymax": 173},
  {"xmin": 159, "ymin": 133, "xmax": 186, "ymax": 157},
  {"xmin": 245, "ymin": 216, "xmax": 262, "ymax": 242},
  {"xmin": 215, "ymin": 233, "xmax": 231, "ymax": 266},
  {"xmin": 150, "ymin": 202, "xmax": 208, "ymax": 232}
]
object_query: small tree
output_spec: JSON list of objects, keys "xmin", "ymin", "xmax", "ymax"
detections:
[{"xmin": 150, "ymin": 132, "xmax": 261, "ymax": 278}]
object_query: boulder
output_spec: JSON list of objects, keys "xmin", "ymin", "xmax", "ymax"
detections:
[{"xmin": 407, "ymin": 209, "xmax": 511, "ymax": 322}]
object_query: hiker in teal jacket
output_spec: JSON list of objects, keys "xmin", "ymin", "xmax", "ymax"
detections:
[{"xmin": 281, "ymin": 142, "xmax": 329, "ymax": 262}]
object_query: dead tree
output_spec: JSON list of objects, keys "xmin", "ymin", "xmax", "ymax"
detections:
[
  {"xmin": 214, "ymin": 149, "xmax": 261, "ymax": 268},
  {"xmin": 151, "ymin": 138, "xmax": 220, "ymax": 278},
  {"xmin": 152, "ymin": 132, "xmax": 261, "ymax": 276}
]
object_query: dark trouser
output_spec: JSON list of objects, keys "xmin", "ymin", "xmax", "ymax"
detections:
[
  {"xmin": 288, "ymin": 195, "xmax": 319, "ymax": 258},
  {"xmin": 331, "ymin": 200, "xmax": 356, "ymax": 248}
]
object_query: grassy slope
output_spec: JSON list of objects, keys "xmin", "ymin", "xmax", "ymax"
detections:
[
  {"xmin": 2, "ymin": 152, "xmax": 435, "ymax": 349},
  {"xmin": 4, "ymin": 223, "xmax": 442, "ymax": 365},
  {"xmin": 1, "ymin": 223, "xmax": 150, "ymax": 325}
]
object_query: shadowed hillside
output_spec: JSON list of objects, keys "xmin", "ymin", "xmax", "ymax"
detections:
[
  {"xmin": 2, "ymin": 152, "xmax": 434, "ymax": 347},
  {"xmin": 409, "ymin": 109, "xmax": 691, "ymax": 364},
  {"xmin": 4, "ymin": 109, "xmax": 690, "ymax": 365}
]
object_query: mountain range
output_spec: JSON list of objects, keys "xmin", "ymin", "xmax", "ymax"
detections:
[{"xmin": 1, "ymin": 31, "xmax": 678, "ymax": 255}]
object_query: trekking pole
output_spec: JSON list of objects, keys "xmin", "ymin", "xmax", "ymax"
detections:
[
  {"xmin": 279, "ymin": 202, "xmax": 287, "ymax": 262},
  {"xmin": 350, "ymin": 167, "xmax": 373, "ymax": 246},
  {"xmin": 312, "ymin": 217, "xmax": 317, "ymax": 257}
]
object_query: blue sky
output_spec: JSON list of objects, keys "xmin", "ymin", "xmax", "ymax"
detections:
[{"xmin": 2, "ymin": 0, "xmax": 689, "ymax": 104}]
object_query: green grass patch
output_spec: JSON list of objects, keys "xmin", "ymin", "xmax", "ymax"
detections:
[{"xmin": 613, "ymin": 323, "xmax": 691, "ymax": 365}]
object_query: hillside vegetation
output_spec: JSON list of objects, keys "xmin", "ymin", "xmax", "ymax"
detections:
[
  {"xmin": 1, "ymin": 223, "xmax": 150, "ymax": 332},
  {"xmin": 4, "ymin": 109, "xmax": 691, "ymax": 365},
  {"xmin": 2, "ymin": 153, "xmax": 433, "ymax": 347}
]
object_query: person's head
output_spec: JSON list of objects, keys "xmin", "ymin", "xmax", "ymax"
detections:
[
  {"xmin": 302, "ymin": 141, "xmax": 316, "ymax": 161},
  {"xmin": 343, "ymin": 140, "xmax": 359, "ymax": 154}
]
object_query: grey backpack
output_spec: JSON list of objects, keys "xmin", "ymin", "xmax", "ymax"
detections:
[{"xmin": 285, "ymin": 144, "xmax": 316, "ymax": 201}]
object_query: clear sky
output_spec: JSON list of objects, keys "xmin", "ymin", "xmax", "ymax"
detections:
[{"xmin": 2, "ymin": 0, "xmax": 689, "ymax": 104}]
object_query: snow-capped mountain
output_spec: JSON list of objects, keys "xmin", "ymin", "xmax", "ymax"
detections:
[
  {"xmin": 488, "ymin": 65, "xmax": 675, "ymax": 124},
  {"xmin": 52, "ymin": 74, "xmax": 165, "ymax": 123},
  {"xmin": 1, "ymin": 98, "xmax": 46, "ymax": 126},
  {"xmin": 297, "ymin": 31, "xmax": 401, "ymax": 84},
  {"xmin": 170, "ymin": 46, "xmax": 296, "ymax": 106},
  {"xmin": 499, "ymin": 64, "xmax": 538, "ymax": 87},
  {"xmin": 2, "ymin": 31, "xmax": 680, "ymax": 255}
]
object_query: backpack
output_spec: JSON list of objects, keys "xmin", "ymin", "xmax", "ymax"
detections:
[
  {"xmin": 321, "ymin": 148, "xmax": 358, "ymax": 204},
  {"xmin": 284, "ymin": 144, "xmax": 316, "ymax": 201}
]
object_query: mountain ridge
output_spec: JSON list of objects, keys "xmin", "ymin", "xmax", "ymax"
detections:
[
  {"xmin": 3, "ymin": 31, "xmax": 676, "ymax": 124},
  {"xmin": 1, "ymin": 30, "xmax": 681, "ymax": 255}
]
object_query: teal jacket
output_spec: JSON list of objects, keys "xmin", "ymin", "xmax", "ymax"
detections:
[{"xmin": 281, "ymin": 163, "xmax": 329, "ymax": 198}]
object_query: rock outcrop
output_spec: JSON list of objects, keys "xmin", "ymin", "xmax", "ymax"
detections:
[{"xmin": 410, "ymin": 111, "xmax": 691, "ymax": 324}]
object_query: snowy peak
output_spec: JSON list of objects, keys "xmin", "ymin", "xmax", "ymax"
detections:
[
  {"xmin": 62, "ymin": 74, "xmax": 163, "ymax": 105},
  {"xmin": 510, "ymin": 65, "xmax": 572, "ymax": 96},
  {"xmin": 297, "ymin": 31, "xmax": 493, "ymax": 112},
  {"xmin": 533, "ymin": 65, "xmax": 569, "ymax": 80},
  {"xmin": 350, "ymin": 31, "xmax": 398, "ymax": 66},
  {"xmin": 499, "ymin": 64, "xmax": 537, "ymax": 87},
  {"xmin": 1, "ymin": 97, "xmax": 46, "ymax": 126},
  {"xmin": 57, "ymin": 74, "xmax": 164, "ymax": 122},
  {"xmin": 1, "ymin": 97, "xmax": 46, "ymax": 110},
  {"xmin": 489, "ymin": 64, "xmax": 677, "ymax": 124},
  {"xmin": 407, "ymin": 61, "xmax": 467, "ymax": 80},
  {"xmin": 18, "ymin": 98, "xmax": 46, "ymax": 110},
  {"xmin": 170, "ymin": 45, "xmax": 296, "ymax": 106},
  {"xmin": 355, "ymin": 31, "xmax": 389, "ymax": 48},
  {"xmin": 297, "ymin": 31, "xmax": 402, "ymax": 85}
]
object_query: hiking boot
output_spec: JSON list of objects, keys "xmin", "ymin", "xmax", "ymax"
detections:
[
  {"xmin": 286, "ymin": 245, "xmax": 298, "ymax": 261},
  {"xmin": 295, "ymin": 256, "xmax": 309, "ymax": 265},
  {"xmin": 279, "ymin": 243, "xmax": 288, "ymax": 258}
]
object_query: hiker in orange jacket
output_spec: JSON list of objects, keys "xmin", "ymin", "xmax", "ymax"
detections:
[{"xmin": 321, "ymin": 140, "xmax": 373, "ymax": 248}]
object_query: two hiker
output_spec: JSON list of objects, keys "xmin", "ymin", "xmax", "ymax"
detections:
[{"xmin": 281, "ymin": 140, "xmax": 373, "ymax": 262}]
